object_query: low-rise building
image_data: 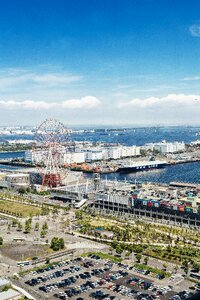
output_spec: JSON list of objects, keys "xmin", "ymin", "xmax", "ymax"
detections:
[
  {"xmin": 0, "ymin": 278, "xmax": 10, "ymax": 290},
  {"xmin": 5, "ymin": 173, "xmax": 30, "ymax": 189},
  {"xmin": 85, "ymin": 150, "xmax": 103, "ymax": 162},
  {"xmin": 0, "ymin": 288, "xmax": 22, "ymax": 300},
  {"xmin": 107, "ymin": 147, "xmax": 121, "ymax": 159},
  {"xmin": 64, "ymin": 152, "xmax": 85, "ymax": 164},
  {"xmin": 144, "ymin": 141, "xmax": 185, "ymax": 154}
]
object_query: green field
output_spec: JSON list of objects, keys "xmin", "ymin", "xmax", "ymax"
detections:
[
  {"xmin": 0, "ymin": 200, "xmax": 41, "ymax": 217},
  {"xmin": 82, "ymin": 252, "xmax": 122, "ymax": 263}
]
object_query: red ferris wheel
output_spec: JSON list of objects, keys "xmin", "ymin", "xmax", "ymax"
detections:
[{"xmin": 33, "ymin": 118, "xmax": 70, "ymax": 188}]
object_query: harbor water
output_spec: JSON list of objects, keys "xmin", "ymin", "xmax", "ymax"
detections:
[
  {"xmin": 96, "ymin": 161, "xmax": 200, "ymax": 184},
  {"xmin": 1, "ymin": 126, "xmax": 200, "ymax": 183}
]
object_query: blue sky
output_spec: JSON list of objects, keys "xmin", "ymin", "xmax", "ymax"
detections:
[{"xmin": 1, "ymin": 0, "xmax": 200, "ymax": 126}]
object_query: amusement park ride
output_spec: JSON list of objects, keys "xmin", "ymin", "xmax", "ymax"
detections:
[{"xmin": 33, "ymin": 118, "xmax": 70, "ymax": 188}]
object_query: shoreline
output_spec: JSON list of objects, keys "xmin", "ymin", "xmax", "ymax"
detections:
[{"xmin": 1, "ymin": 157, "xmax": 200, "ymax": 173}]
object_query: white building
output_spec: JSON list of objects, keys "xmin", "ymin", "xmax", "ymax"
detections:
[
  {"xmin": 25, "ymin": 145, "xmax": 141, "ymax": 164},
  {"xmin": 25, "ymin": 150, "xmax": 44, "ymax": 163},
  {"xmin": 120, "ymin": 146, "xmax": 140, "ymax": 158},
  {"xmin": 144, "ymin": 143, "xmax": 154, "ymax": 151},
  {"xmin": 173, "ymin": 142, "xmax": 185, "ymax": 152},
  {"xmin": 25, "ymin": 148, "xmax": 66, "ymax": 164},
  {"xmin": 133, "ymin": 146, "xmax": 141, "ymax": 156},
  {"xmin": 25, "ymin": 150, "xmax": 34, "ymax": 162},
  {"xmin": 144, "ymin": 141, "xmax": 185, "ymax": 154},
  {"xmin": 64, "ymin": 152, "xmax": 85, "ymax": 164},
  {"xmin": 0, "ymin": 288, "xmax": 22, "ymax": 300},
  {"xmin": 85, "ymin": 150, "xmax": 103, "ymax": 162},
  {"xmin": 5, "ymin": 173, "xmax": 30, "ymax": 189},
  {"xmin": 107, "ymin": 147, "xmax": 121, "ymax": 159}
]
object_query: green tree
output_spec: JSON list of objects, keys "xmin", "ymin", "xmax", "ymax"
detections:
[
  {"xmin": 50, "ymin": 237, "xmax": 65, "ymax": 251},
  {"xmin": 144, "ymin": 256, "xmax": 149, "ymax": 265},
  {"xmin": 162, "ymin": 263, "xmax": 168, "ymax": 270},
  {"xmin": 75, "ymin": 210, "xmax": 84, "ymax": 220},
  {"xmin": 17, "ymin": 222, "xmax": 22, "ymax": 231},
  {"xmin": 52, "ymin": 208, "xmax": 59, "ymax": 215},
  {"xmin": 24, "ymin": 219, "xmax": 31, "ymax": 233},
  {"xmin": 41, "ymin": 206, "xmax": 50, "ymax": 215},
  {"xmin": 50, "ymin": 237, "xmax": 60, "ymax": 251},
  {"xmin": 42, "ymin": 222, "xmax": 48, "ymax": 231},
  {"xmin": 192, "ymin": 262, "xmax": 200, "ymax": 272},
  {"xmin": 116, "ymin": 244, "xmax": 123, "ymax": 255},
  {"xmin": 40, "ymin": 229, "xmax": 47, "ymax": 238},
  {"xmin": 35, "ymin": 222, "xmax": 39, "ymax": 231},
  {"xmin": 18, "ymin": 187, "xmax": 26, "ymax": 195},
  {"xmin": 59, "ymin": 238, "xmax": 65, "ymax": 249},
  {"xmin": 46, "ymin": 257, "xmax": 50, "ymax": 264},
  {"xmin": 12, "ymin": 219, "xmax": 18, "ymax": 227},
  {"xmin": 111, "ymin": 239, "xmax": 118, "ymax": 249},
  {"xmin": 0, "ymin": 236, "xmax": 3, "ymax": 245},
  {"xmin": 135, "ymin": 253, "xmax": 142, "ymax": 263}
]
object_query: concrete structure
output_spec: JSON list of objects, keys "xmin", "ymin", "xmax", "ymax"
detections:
[
  {"xmin": 0, "ymin": 289, "xmax": 22, "ymax": 300},
  {"xmin": 85, "ymin": 150, "xmax": 103, "ymax": 162},
  {"xmin": 0, "ymin": 173, "xmax": 30, "ymax": 189},
  {"xmin": 51, "ymin": 181, "xmax": 93, "ymax": 206},
  {"xmin": 107, "ymin": 147, "xmax": 121, "ymax": 159},
  {"xmin": 0, "ymin": 278, "xmax": 10, "ymax": 290},
  {"xmin": 0, "ymin": 173, "xmax": 7, "ymax": 188},
  {"xmin": 5, "ymin": 173, "xmax": 30, "ymax": 189},
  {"xmin": 64, "ymin": 152, "xmax": 85, "ymax": 164},
  {"xmin": 120, "ymin": 146, "xmax": 140, "ymax": 158},
  {"xmin": 25, "ymin": 149, "xmax": 44, "ymax": 163},
  {"xmin": 26, "ymin": 145, "xmax": 141, "ymax": 164},
  {"xmin": 93, "ymin": 188, "xmax": 200, "ymax": 228},
  {"xmin": 62, "ymin": 171, "xmax": 83, "ymax": 185},
  {"xmin": 144, "ymin": 141, "xmax": 185, "ymax": 154}
]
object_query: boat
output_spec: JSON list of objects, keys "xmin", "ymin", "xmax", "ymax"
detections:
[{"xmin": 117, "ymin": 160, "xmax": 167, "ymax": 173}]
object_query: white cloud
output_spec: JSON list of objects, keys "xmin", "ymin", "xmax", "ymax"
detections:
[
  {"xmin": 112, "ymin": 92, "xmax": 128, "ymax": 97},
  {"xmin": 118, "ymin": 94, "xmax": 200, "ymax": 109},
  {"xmin": 32, "ymin": 74, "xmax": 81, "ymax": 85},
  {"xmin": 182, "ymin": 76, "xmax": 200, "ymax": 81},
  {"xmin": 0, "ymin": 69, "xmax": 81, "ymax": 89},
  {"xmin": 62, "ymin": 96, "xmax": 101, "ymax": 109},
  {"xmin": 0, "ymin": 96, "xmax": 101, "ymax": 110},
  {"xmin": 189, "ymin": 24, "xmax": 200, "ymax": 37}
]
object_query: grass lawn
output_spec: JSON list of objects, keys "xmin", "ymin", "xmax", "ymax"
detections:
[
  {"xmin": 82, "ymin": 251, "xmax": 122, "ymax": 263},
  {"xmin": 0, "ymin": 199, "xmax": 41, "ymax": 217},
  {"xmin": 134, "ymin": 263, "xmax": 171, "ymax": 278},
  {"xmin": 90, "ymin": 218, "xmax": 125, "ymax": 230}
]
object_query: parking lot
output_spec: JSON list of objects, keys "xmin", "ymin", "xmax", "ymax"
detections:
[{"xmin": 22, "ymin": 255, "xmax": 198, "ymax": 300}]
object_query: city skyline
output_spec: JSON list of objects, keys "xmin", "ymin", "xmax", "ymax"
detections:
[{"xmin": 1, "ymin": 0, "xmax": 200, "ymax": 125}]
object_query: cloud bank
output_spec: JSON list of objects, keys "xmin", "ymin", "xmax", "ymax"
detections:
[
  {"xmin": 118, "ymin": 94, "xmax": 200, "ymax": 109},
  {"xmin": 182, "ymin": 76, "xmax": 200, "ymax": 81},
  {"xmin": 0, "ymin": 70, "xmax": 81, "ymax": 89},
  {"xmin": 189, "ymin": 24, "xmax": 200, "ymax": 37},
  {"xmin": 0, "ymin": 96, "xmax": 101, "ymax": 110}
]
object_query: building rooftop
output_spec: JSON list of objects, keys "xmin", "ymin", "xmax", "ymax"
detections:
[
  {"xmin": 0, "ymin": 288, "xmax": 21, "ymax": 300},
  {"xmin": 0, "ymin": 278, "xmax": 10, "ymax": 287}
]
